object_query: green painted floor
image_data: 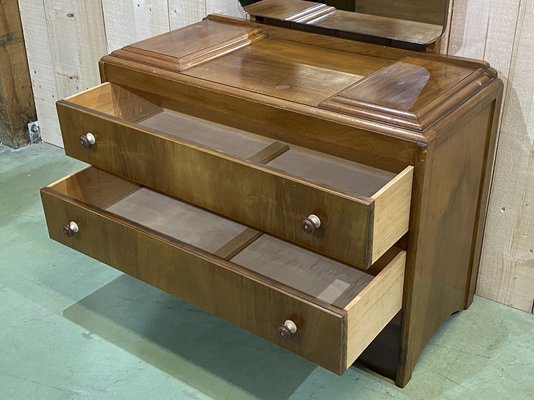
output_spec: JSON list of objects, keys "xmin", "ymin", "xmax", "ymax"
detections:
[{"xmin": 1, "ymin": 143, "xmax": 533, "ymax": 400}]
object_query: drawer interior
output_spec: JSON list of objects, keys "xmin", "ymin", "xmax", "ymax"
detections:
[
  {"xmin": 52, "ymin": 167, "xmax": 378, "ymax": 309},
  {"xmin": 139, "ymin": 109, "xmax": 274, "ymax": 160},
  {"xmin": 231, "ymin": 235, "xmax": 372, "ymax": 308},
  {"xmin": 107, "ymin": 188, "xmax": 248, "ymax": 253},
  {"xmin": 266, "ymin": 147, "xmax": 395, "ymax": 197},
  {"xmin": 66, "ymin": 83, "xmax": 407, "ymax": 200}
]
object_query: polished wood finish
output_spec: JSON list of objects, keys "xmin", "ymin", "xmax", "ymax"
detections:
[
  {"xmin": 0, "ymin": 0, "xmax": 36, "ymax": 148},
  {"xmin": 115, "ymin": 19, "xmax": 267, "ymax": 72},
  {"xmin": 355, "ymin": 0, "xmax": 449, "ymax": 25},
  {"xmin": 44, "ymin": 15, "xmax": 503, "ymax": 388},
  {"xmin": 246, "ymin": 0, "xmax": 335, "ymax": 22},
  {"xmin": 100, "ymin": 15, "xmax": 494, "ymax": 146},
  {"xmin": 57, "ymin": 82, "xmax": 412, "ymax": 270},
  {"xmin": 182, "ymin": 37, "xmax": 385, "ymax": 106},
  {"xmin": 41, "ymin": 167, "xmax": 406, "ymax": 375},
  {"xmin": 397, "ymin": 97, "xmax": 502, "ymax": 386},
  {"xmin": 320, "ymin": 57, "xmax": 494, "ymax": 131}
]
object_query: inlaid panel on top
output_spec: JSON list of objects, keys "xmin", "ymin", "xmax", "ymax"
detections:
[{"xmin": 183, "ymin": 37, "xmax": 389, "ymax": 106}]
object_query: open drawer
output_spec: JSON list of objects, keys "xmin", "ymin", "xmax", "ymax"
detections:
[
  {"xmin": 57, "ymin": 82, "xmax": 413, "ymax": 270},
  {"xmin": 41, "ymin": 167, "xmax": 405, "ymax": 374}
]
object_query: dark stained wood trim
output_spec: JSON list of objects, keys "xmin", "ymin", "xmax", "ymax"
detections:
[
  {"xmin": 214, "ymin": 228, "xmax": 263, "ymax": 259},
  {"xmin": 113, "ymin": 28, "xmax": 267, "ymax": 73},
  {"xmin": 247, "ymin": 141, "xmax": 290, "ymax": 164}
]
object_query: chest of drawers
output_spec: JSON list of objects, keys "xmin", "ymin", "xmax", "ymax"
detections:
[{"xmin": 40, "ymin": 14, "xmax": 502, "ymax": 387}]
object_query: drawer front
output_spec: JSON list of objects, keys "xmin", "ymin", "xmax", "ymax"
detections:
[
  {"xmin": 57, "ymin": 84, "xmax": 413, "ymax": 270},
  {"xmin": 40, "ymin": 184, "xmax": 347, "ymax": 373}
]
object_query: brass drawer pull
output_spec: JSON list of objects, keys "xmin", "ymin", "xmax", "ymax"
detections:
[
  {"xmin": 278, "ymin": 319, "xmax": 298, "ymax": 339},
  {"xmin": 63, "ymin": 221, "xmax": 79, "ymax": 237},
  {"xmin": 301, "ymin": 214, "xmax": 321, "ymax": 234},
  {"xmin": 79, "ymin": 132, "xmax": 96, "ymax": 148}
]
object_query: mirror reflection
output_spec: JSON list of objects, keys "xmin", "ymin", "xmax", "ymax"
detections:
[{"xmin": 239, "ymin": 0, "xmax": 450, "ymax": 46}]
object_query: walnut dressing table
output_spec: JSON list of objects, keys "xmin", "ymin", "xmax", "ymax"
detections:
[{"xmin": 40, "ymin": 0, "xmax": 502, "ymax": 388}]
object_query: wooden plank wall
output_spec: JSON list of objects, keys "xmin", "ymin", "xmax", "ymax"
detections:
[
  {"xmin": 18, "ymin": 0, "xmax": 534, "ymax": 313},
  {"xmin": 18, "ymin": 0, "xmax": 108, "ymax": 147},
  {"xmin": 0, "ymin": 0, "xmax": 36, "ymax": 148},
  {"xmin": 446, "ymin": 0, "xmax": 534, "ymax": 313},
  {"xmin": 18, "ymin": 1, "xmax": 244, "ymax": 146}
]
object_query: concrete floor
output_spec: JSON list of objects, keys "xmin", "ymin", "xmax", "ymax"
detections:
[{"xmin": 1, "ymin": 142, "xmax": 533, "ymax": 400}]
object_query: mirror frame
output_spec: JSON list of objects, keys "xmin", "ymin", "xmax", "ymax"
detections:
[{"xmin": 240, "ymin": 0, "xmax": 452, "ymax": 48}]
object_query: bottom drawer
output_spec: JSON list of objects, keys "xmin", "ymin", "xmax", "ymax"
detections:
[{"xmin": 41, "ymin": 167, "xmax": 405, "ymax": 374}]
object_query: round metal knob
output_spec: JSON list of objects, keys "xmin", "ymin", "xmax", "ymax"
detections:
[
  {"xmin": 79, "ymin": 132, "xmax": 96, "ymax": 149},
  {"xmin": 63, "ymin": 221, "xmax": 79, "ymax": 237},
  {"xmin": 277, "ymin": 320, "xmax": 298, "ymax": 340},
  {"xmin": 301, "ymin": 214, "xmax": 321, "ymax": 234}
]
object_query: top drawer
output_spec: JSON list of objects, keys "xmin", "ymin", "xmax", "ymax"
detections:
[{"xmin": 57, "ymin": 82, "xmax": 413, "ymax": 270}]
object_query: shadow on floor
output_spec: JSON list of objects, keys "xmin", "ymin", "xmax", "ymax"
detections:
[{"xmin": 64, "ymin": 274, "xmax": 321, "ymax": 400}]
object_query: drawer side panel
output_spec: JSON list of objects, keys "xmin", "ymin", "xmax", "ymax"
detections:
[{"xmin": 345, "ymin": 250, "xmax": 405, "ymax": 368}]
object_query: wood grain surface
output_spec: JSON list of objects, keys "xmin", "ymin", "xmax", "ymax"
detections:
[
  {"xmin": 355, "ymin": 0, "xmax": 449, "ymax": 25},
  {"xmin": 397, "ymin": 100, "xmax": 499, "ymax": 386},
  {"xmin": 101, "ymin": 15, "xmax": 495, "ymax": 146},
  {"xmin": 57, "ymin": 82, "xmax": 413, "ymax": 269}
]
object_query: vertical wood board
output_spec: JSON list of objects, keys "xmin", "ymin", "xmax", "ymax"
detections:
[
  {"xmin": 475, "ymin": 0, "xmax": 534, "ymax": 313},
  {"xmin": 18, "ymin": 0, "xmax": 61, "ymax": 146},
  {"xmin": 205, "ymin": 0, "xmax": 245, "ymax": 17},
  {"xmin": 448, "ymin": 0, "xmax": 534, "ymax": 313},
  {"xmin": 19, "ymin": 0, "xmax": 107, "ymax": 146},
  {"xmin": 0, "ymin": 0, "xmax": 36, "ymax": 148},
  {"xmin": 168, "ymin": 0, "xmax": 206, "ymax": 29}
]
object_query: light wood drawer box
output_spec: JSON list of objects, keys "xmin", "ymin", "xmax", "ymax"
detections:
[
  {"xmin": 56, "ymin": 82, "xmax": 413, "ymax": 270},
  {"xmin": 41, "ymin": 167, "xmax": 406, "ymax": 374}
]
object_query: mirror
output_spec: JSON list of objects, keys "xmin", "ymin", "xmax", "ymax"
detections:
[{"xmin": 239, "ymin": 0, "xmax": 451, "ymax": 47}]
